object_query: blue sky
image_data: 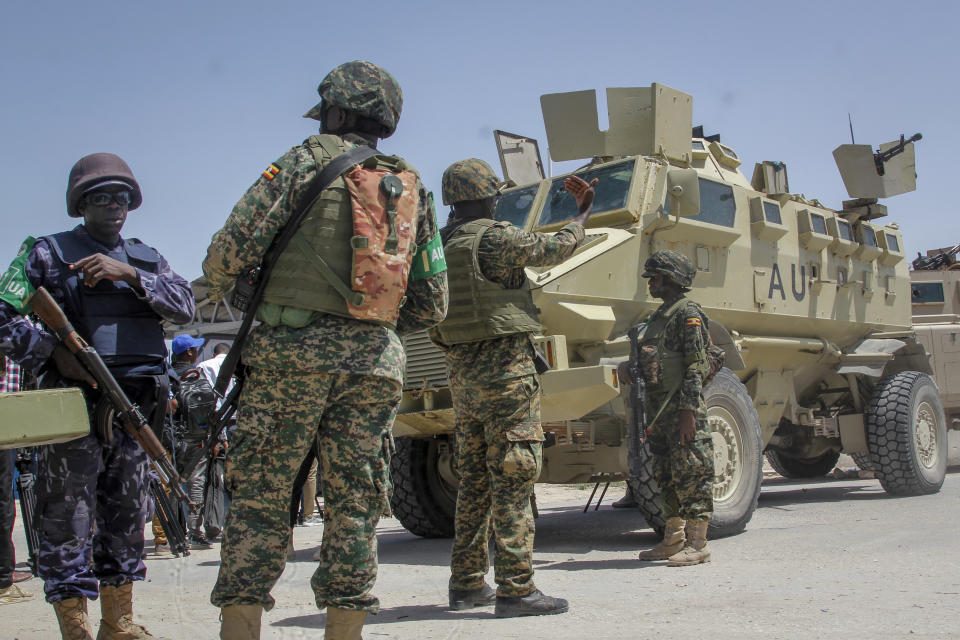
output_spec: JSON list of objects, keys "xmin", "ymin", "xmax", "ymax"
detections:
[{"xmin": 1, "ymin": 1, "xmax": 954, "ymax": 280}]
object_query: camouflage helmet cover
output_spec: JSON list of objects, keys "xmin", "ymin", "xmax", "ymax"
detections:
[
  {"xmin": 642, "ymin": 250, "xmax": 695, "ymax": 289},
  {"xmin": 66, "ymin": 153, "xmax": 142, "ymax": 218},
  {"xmin": 303, "ymin": 60, "xmax": 403, "ymax": 137},
  {"xmin": 441, "ymin": 158, "xmax": 501, "ymax": 206}
]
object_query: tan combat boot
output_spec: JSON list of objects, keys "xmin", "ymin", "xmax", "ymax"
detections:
[
  {"xmin": 325, "ymin": 607, "xmax": 367, "ymax": 640},
  {"xmin": 639, "ymin": 517, "xmax": 686, "ymax": 561},
  {"xmin": 53, "ymin": 597, "xmax": 95, "ymax": 640},
  {"xmin": 219, "ymin": 604, "xmax": 262, "ymax": 640},
  {"xmin": 96, "ymin": 583, "xmax": 169, "ymax": 639},
  {"xmin": 667, "ymin": 518, "xmax": 712, "ymax": 566}
]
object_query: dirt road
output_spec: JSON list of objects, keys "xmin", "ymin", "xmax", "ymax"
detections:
[{"xmin": 9, "ymin": 471, "xmax": 959, "ymax": 639}]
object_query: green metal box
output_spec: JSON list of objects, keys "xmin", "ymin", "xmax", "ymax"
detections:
[{"xmin": 0, "ymin": 388, "xmax": 90, "ymax": 449}]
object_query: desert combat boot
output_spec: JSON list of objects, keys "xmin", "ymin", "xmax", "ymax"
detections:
[
  {"xmin": 53, "ymin": 597, "xmax": 95, "ymax": 640},
  {"xmin": 97, "ymin": 583, "xmax": 169, "ymax": 639},
  {"xmin": 667, "ymin": 518, "xmax": 712, "ymax": 566},
  {"xmin": 325, "ymin": 607, "xmax": 367, "ymax": 640},
  {"xmin": 639, "ymin": 516, "xmax": 686, "ymax": 561}
]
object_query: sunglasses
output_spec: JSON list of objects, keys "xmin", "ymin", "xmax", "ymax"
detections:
[{"xmin": 85, "ymin": 191, "xmax": 133, "ymax": 207}]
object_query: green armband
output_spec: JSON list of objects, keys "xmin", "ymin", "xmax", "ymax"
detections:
[
  {"xmin": 0, "ymin": 237, "xmax": 36, "ymax": 313},
  {"xmin": 409, "ymin": 233, "xmax": 447, "ymax": 280}
]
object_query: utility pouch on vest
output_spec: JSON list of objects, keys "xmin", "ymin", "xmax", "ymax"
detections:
[
  {"xmin": 341, "ymin": 164, "xmax": 419, "ymax": 323},
  {"xmin": 638, "ymin": 344, "xmax": 662, "ymax": 387}
]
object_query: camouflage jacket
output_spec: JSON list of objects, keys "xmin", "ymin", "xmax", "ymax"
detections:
[
  {"xmin": 431, "ymin": 220, "xmax": 584, "ymax": 387},
  {"xmin": 644, "ymin": 294, "xmax": 709, "ymax": 415},
  {"xmin": 203, "ymin": 133, "xmax": 448, "ymax": 382}
]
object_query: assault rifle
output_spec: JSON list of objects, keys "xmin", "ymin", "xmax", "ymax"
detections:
[
  {"xmin": 912, "ymin": 243, "xmax": 960, "ymax": 271},
  {"xmin": 627, "ymin": 324, "xmax": 647, "ymax": 444},
  {"xmin": 27, "ymin": 286, "xmax": 191, "ymax": 504}
]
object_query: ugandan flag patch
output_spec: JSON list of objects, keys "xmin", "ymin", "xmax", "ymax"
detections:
[
  {"xmin": 686, "ymin": 317, "xmax": 702, "ymax": 327},
  {"xmin": 262, "ymin": 163, "xmax": 281, "ymax": 180}
]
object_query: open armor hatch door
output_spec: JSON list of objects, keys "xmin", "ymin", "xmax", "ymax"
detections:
[{"xmin": 494, "ymin": 130, "xmax": 545, "ymax": 186}]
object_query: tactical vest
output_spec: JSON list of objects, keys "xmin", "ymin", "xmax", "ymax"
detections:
[
  {"xmin": 435, "ymin": 219, "xmax": 542, "ymax": 345},
  {"xmin": 638, "ymin": 296, "xmax": 708, "ymax": 394},
  {"xmin": 261, "ymin": 135, "xmax": 419, "ymax": 328},
  {"xmin": 44, "ymin": 228, "xmax": 166, "ymax": 368}
]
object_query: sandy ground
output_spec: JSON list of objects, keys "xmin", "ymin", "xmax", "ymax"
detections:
[{"xmin": 7, "ymin": 459, "xmax": 960, "ymax": 639}]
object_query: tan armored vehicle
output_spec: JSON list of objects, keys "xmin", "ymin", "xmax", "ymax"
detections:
[
  {"xmin": 391, "ymin": 83, "xmax": 945, "ymax": 539},
  {"xmin": 910, "ymin": 246, "xmax": 960, "ymax": 465}
]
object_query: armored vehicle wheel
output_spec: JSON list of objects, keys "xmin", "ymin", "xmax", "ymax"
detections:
[
  {"xmin": 865, "ymin": 371, "xmax": 946, "ymax": 496},
  {"xmin": 389, "ymin": 436, "xmax": 458, "ymax": 538},
  {"xmin": 627, "ymin": 368, "xmax": 762, "ymax": 539},
  {"xmin": 705, "ymin": 368, "xmax": 763, "ymax": 537},
  {"xmin": 850, "ymin": 451, "xmax": 876, "ymax": 472},
  {"xmin": 765, "ymin": 449, "xmax": 841, "ymax": 479},
  {"xmin": 626, "ymin": 442, "xmax": 665, "ymax": 538}
]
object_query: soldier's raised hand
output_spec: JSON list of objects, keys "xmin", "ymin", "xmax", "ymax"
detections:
[{"xmin": 565, "ymin": 176, "xmax": 599, "ymax": 226}]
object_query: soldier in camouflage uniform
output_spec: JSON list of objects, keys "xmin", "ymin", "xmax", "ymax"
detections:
[
  {"xmin": 632, "ymin": 250, "xmax": 714, "ymax": 566},
  {"xmin": 431, "ymin": 159, "xmax": 596, "ymax": 617},
  {"xmin": 204, "ymin": 61, "xmax": 448, "ymax": 640}
]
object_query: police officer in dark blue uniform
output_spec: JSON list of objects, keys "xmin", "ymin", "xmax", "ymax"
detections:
[{"xmin": 0, "ymin": 153, "xmax": 194, "ymax": 639}]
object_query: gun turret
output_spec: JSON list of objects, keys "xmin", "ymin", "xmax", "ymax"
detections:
[
  {"xmin": 912, "ymin": 243, "xmax": 960, "ymax": 271},
  {"xmin": 875, "ymin": 133, "xmax": 922, "ymax": 176}
]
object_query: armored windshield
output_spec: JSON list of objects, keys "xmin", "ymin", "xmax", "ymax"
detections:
[
  {"xmin": 494, "ymin": 183, "xmax": 540, "ymax": 228},
  {"xmin": 538, "ymin": 159, "xmax": 635, "ymax": 227}
]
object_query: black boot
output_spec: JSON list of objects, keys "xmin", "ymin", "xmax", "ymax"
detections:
[
  {"xmin": 449, "ymin": 583, "xmax": 497, "ymax": 610},
  {"xmin": 495, "ymin": 590, "xmax": 569, "ymax": 618}
]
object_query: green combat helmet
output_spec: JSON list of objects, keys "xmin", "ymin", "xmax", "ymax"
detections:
[
  {"xmin": 642, "ymin": 250, "xmax": 695, "ymax": 290},
  {"xmin": 303, "ymin": 60, "xmax": 403, "ymax": 138},
  {"xmin": 441, "ymin": 158, "xmax": 501, "ymax": 205},
  {"xmin": 66, "ymin": 153, "xmax": 142, "ymax": 218}
]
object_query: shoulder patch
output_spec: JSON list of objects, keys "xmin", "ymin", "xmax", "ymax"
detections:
[
  {"xmin": 686, "ymin": 317, "xmax": 702, "ymax": 327},
  {"xmin": 262, "ymin": 163, "xmax": 281, "ymax": 181}
]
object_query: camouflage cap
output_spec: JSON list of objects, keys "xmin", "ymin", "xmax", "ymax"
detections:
[
  {"xmin": 642, "ymin": 250, "xmax": 695, "ymax": 289},
  {"xmin": 303, "ymin": 60, "xmax": 403, "ymax": 137},
  {"xmin": 441, "ymin": 158, "xmax": 501, "ymax": 206}
]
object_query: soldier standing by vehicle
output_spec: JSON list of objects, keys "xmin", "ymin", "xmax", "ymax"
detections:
[
  {"xmin": 431, "ymin": 159, "xmax": 596, "ymax": 618},
  {"xmin": 629, "ymin": 250, "xmax": 715, "ymax": 567},
  {"xmin": 204, "ymin": 60, "xmax": 448, "ymax": 640},
  {"xmin": 0, "ymin": 152, "xmax": 194, "ymax": 638}
]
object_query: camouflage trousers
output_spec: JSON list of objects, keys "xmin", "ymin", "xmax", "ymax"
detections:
[
  {"xmin": 647, "ymin": 405, "xmax": 714, "ymax": 521},
  {"xmin": 210, "ymin": 367, "xmax": 400, "ymax": 613},
  {"xmin": 449, "ymin": 375, "xmax": 543, "ymax": 597},
  {"xmin": 35, "ymin": 425, "xmax": 151, "ymax": 603}
]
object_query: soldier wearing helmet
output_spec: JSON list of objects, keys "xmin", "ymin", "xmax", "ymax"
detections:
[
  {"xmin": 0, "ymin": 152, "xmax": 194, "ymax": 638},
  {"xmin": 431, "ymin": 159, "xmax": 597, "ymax": 618},
  {"xmin": 629, "ymin": 249, "xmax": 715, "ymax": 567},
  {"xmin": 204, "ymin": 61, "xmax": 448, "ymax": 639}
]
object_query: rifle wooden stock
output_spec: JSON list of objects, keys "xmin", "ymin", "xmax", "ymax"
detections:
[{"xmin": 27, "ymin": 287, "xmax": 191, "ymax": 504}]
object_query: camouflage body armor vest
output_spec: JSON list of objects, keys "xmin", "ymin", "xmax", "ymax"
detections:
[
  {"xmin": 638, "ymin": 296, "xmax": 709, "ymax": 395},
  {"xmin": 435, "ymin": 219, "xmax": 542, "ymax": 344},
  {"xmin": 261, "ymin": 134, "xmax": 419, "ymax": 328}
]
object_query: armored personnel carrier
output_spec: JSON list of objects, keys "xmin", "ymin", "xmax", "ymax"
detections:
[
  {"xmin": 397, "ymin": 84, "xmax": 944, "ymax": 540},
  {"xmin": 909, "ymin": 246, "xmax": 960, "ymax": 465}
]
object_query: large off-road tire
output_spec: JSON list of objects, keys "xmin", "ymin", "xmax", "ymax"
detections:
[
  {"xmin": 865, "ymin": 371, "xmax": 947, "ymax": 496},
  {"xmin": 627, "ymin": 368, "xmax": 763, "ymax": 539},
  {"xmin": 389, "ymin": 436, "xmax": 458, "ymax": 538},
  {"xmin": 765, "ymin": 449, "xmax": 841, "ymax": 479},
  {"xmin": 850, "ymin": 451, "xmax": 876, "ymax": 472}
]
